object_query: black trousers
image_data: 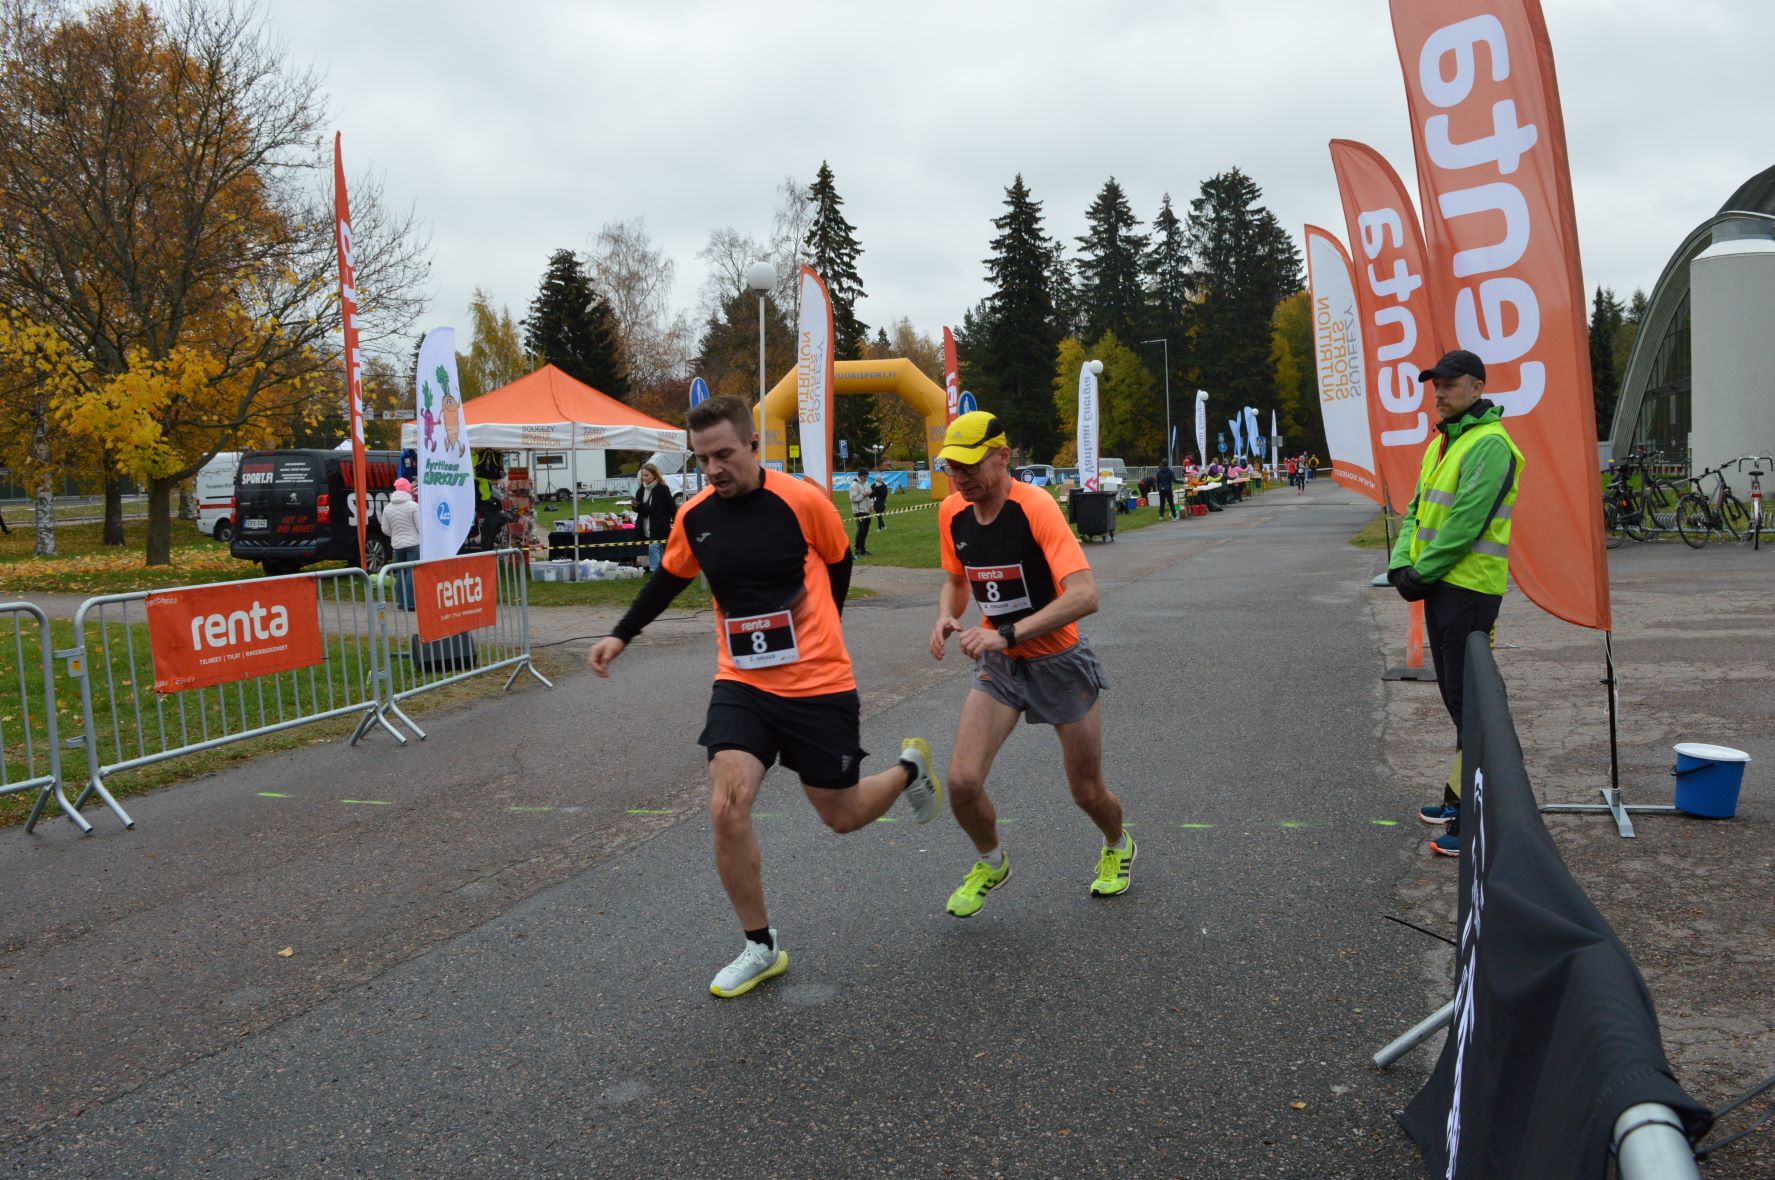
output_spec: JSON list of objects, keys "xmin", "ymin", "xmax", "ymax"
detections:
[
  {"xmin": 1424, "ymin": 582, "xmax": 1501, "ymax": 803},
  {"xmin": 853, "ymin": 513, "xmax": 871, "ymax": 554},
  {"xmin": 1158, "ymin": 487, "xmax": 1176, "ymax": 518}
]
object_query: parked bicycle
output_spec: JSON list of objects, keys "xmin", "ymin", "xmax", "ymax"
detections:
[
  {"xmin": 1602, "ymin": 446, "xmax": 1682, "ymax": 547},
  {"xmin": 1735, "ymin": 453, "xmax": 1771, "ymax": 550},
  {"xmin": 1674, "ymin": 465, "xmax": 1748, "ymax": 549}
]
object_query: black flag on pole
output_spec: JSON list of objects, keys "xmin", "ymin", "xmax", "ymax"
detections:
[{"xmin": 1397, "ymin": 635, "xmax": 1710, "ymax": 1177}]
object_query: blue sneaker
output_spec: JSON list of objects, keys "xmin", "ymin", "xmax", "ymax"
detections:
[{"xmin": 1417, "ymin": 803, "xmax": 1458, "ymax": 826}]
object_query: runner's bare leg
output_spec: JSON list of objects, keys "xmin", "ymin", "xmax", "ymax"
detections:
[
  {"xmin": 709, "ymin": 749, "xmax": 770, "ymax": 929},
  {"xmin": 1056, "ymin": 703, "xmax": 1123, "ymax": 844},
  {"xmin": 946, "ymin": 689, "xmax": 1022, "ymax": 854},
  {"xmin": 800, "ymin": 762, "xmax": 913, "ymax": 834}
]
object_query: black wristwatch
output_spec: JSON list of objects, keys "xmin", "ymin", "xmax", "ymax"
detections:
[{"xmin": 997, "ymin": 622, "xmax": 1018, "ymax": 647}]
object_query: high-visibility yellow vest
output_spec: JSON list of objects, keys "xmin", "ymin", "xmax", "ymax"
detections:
[{"xmin": 1409, "ymin": 421, "xmax": 1524, "ymax": 596}]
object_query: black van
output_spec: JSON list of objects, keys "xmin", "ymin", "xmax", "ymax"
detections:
[{"xmin": 230, "ymin": 449, "xmax": 401, "ymax": 575}]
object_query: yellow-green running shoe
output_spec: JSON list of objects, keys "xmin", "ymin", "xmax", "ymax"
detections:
[
  {"xmin": 946, "ymin": 853, "xmax": 1011, "ymax": 918},
  {"xmin": 1090, "ymin": 834, "xmax": 1137, "ymax": 896},
  {"xmin": 899, "ymin": 738, "xmax": 943, "ymax": 825}
]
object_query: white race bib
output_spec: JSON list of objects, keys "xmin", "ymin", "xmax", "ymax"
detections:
[
  {"xmin": 964, "ymin": 564, "xmax": 1032, "ymax": 616},
  {"xmin": 724, "ymin": 609, "xmax": 800, "ymax": 669}
]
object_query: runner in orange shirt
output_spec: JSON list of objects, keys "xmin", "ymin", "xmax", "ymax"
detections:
[
  {"xmin": 588, "ymin": 395, "xmax": 941, "ymax": 997},
  {"xmin": 928, "ymin": 411, "xmax": 1133, "ymax": 917}
]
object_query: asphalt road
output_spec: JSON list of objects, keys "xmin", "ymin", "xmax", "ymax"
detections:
[{"xmin": 5, "ymin": 485, "xmax": 1440, "ymax": 1178}]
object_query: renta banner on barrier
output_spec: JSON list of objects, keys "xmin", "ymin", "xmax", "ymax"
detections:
[
  {"xmin": 416, "ymin": 328, "xmax": 474, "ymax": 560},
  {"xmin": 146, "ymin": 577, "xmax": 324, "ymax": 694},
  {"xmin": 1388, "ymin": 0, "xmax": 1611, "ymax": 630},
  {"xmin": 332, "ymin": 133, "xmax": 370, "ymax": 571},
  {"xmin": 796, "ymin": 266, "xmax": 836, "ymax": 493},
  {"xmin": 1304, "ymin": 225, "xmax": 1382, "ymax": 502},
  {"xmin": 1330, "ymin": 139, "xmax": 1445, "ymax": 515},
  {"xmin": 1194, "ymin": 390, "xmax": 1209, "ymax": 466},
  {"xmin": 1398, "ymin": 637, "xmax": 1709, "ymax": 1175},
  {"xmin": 1077, "ymin": 361, "xmax": 1100, "ymax": 491},
  {"xmin": 942, "ymin": 326, "xmax": 961, "ymax": 424},
  {"xmin": 414, "ymin": 553, "xmax": 498, "ymax": 643}
]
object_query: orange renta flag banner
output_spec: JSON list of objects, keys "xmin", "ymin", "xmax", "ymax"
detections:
[
  {"xmin": 147, "ymin": 578, "xmax": 324, "ymax": 694},
  {"xmin": 1329, "ymin": 140, "xmax": 1445, "ymax": 516},
  {"xmin": 333, "ymin": 133, "xmax": 370, "ymax": 571},
  {"xmin": 413, "ymin": 553, "xmax": 498, "ymax": 642},
  {"xmin": 1389, "ymin": 0, "xmax": 1611, "ymax": 630}
]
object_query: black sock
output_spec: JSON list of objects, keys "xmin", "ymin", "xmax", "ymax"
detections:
[
  {"xmin": 898, "ymin": 758, "xmax": 918, "ymax": 789},
  {"xmin": 745, "ymin": 926, "xmax": 773, "ymax": 948}
]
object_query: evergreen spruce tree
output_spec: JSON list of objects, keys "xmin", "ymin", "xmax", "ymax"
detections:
[
  {"xmin": 1142, "ymin": 193, "xmax": 1192, "ymax": 427},
  {"xmin": 803, "ymin": 161, "xmax": 874, "ymax": 454},
  {"xmin": 964, "ymin": 174, "xmax": 1066, "ymax": 461},
  {"xmin": 1588, "ymin": 286, "xmax": 1626, "ymax": 436},
  {"xmin": 1075, "ymin": 177, "xmax": 1147, "ymax": 345},
  {"xmin": 1183, "ymin": 168, "xmax": 1302, "ymax": 422},
  {"xmin": 523, "ymin": 249, "xmax": 628, "ymax": 397}
]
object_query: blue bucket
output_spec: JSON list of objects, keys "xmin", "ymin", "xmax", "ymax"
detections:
[{"xmin": 1671, "ymin": 742, "xmax": 1751, "ymax": 819}]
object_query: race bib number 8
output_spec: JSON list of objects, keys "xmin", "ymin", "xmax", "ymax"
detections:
[
  {"xmin": 724, "ymin": 610, "xmax": 800, "ymax": 669},
  {"xmin": 965, "ymin": 564, "xmax": 1032, "ymax": 616}
]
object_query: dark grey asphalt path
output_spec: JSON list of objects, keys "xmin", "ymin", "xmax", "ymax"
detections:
[{"xmin": 7, "ymin": 487, "xmax": 1438, "ymax": 1178}]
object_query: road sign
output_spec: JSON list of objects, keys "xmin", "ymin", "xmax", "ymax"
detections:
[
  {"xmin": 689, "ymin": 376, "xmax": 710, "ymax": 407},
  {"xmin": 1217, "ymin": 432, "xmax": 1227, "ymax": 455},
  {"xmin": 838, "ymin": 438, "xmax": 849, "ymax": 460},
  {"xmin": 957, "ymin": 390, "xmax": 977, "ymax": 415}
]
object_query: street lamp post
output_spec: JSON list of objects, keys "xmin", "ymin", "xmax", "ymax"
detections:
[
  {"xmin": 1142, "ymin": 338, "xmax": 1172, "ymax": 465},
  {"xmin": 744, "ymin": 261, "xmax": 776, "ymax": 403}
]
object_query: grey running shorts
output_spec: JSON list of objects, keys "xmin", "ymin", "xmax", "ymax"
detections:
[{"xmin": 972, "ymin": 638, "xmax": 1109, "ymax": 726}]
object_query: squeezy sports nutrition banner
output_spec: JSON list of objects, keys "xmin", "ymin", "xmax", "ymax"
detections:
[
  {"xmin": 1077, "ymin": 361, "xmax": 1101, "ymax": 491},
  {"xmin": 147, "ymin": 577, "xmax": 324, "ymax": 694},
  {"xmin": 414, "ymin": 553, "xmax": 498, "ymax": 643},
  {"xmin": 1304, "ymin": 225, "xmax": 1381, "ymax": 502},
  {"xmin": 796, "ymin": 266, "xmax": 837, "ymax": 493},
  {"xmin": 1388, "ymin": 0, "xmax": 1610, "ymax": 629}
]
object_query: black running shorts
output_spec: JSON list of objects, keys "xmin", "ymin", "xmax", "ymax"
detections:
[{"xmin": 699, "ymin": 680, "xmax": 866, "ymax": 789}]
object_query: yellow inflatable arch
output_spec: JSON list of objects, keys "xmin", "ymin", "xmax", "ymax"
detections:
[{"xmin": 754, "ymin": 357, "xmax": 952, "ymax": 499}]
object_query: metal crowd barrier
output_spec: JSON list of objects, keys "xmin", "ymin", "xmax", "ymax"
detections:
[
  {"xmin": 1, "ymin": 602, "xmax": 84, "ymax": 833},
  {"xmin": 65, "ymin": 568, "xmax": 399, "ymax": 827},
  {"xmin": 368, "ymin": 549, "xmax": 552, "ymax": 740}
]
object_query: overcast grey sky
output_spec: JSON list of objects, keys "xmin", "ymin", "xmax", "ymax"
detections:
[{"xmin": 273, "ymin": 0, "xmax": 1772, "ymax": 350}]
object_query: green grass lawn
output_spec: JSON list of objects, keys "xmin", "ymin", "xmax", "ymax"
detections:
[
  {"xmin": 1351, "ymin": 510, "xmax": 1404, "ymax": 549},
  {"xmin": 0, "ymin": 518, "xmax": 259, "ymax": 595}
]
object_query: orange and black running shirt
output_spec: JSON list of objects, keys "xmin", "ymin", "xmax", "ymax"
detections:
[
  {"xmin": 659, "ymin": 469, "xmax": 855, "ymax": 698},
  {"xmin": 939, "ymin": 480, "xmax": 1091, "ymax": 659}
]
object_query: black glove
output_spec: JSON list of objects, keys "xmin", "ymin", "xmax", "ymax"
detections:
[{"xmin": 1393, "ymin": 566, "xmax": 1432, "ymax": 602}]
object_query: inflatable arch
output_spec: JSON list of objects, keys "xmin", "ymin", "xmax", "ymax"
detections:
[{"xmin": 755, "ymin": 358, "xmax": 952, "ymax": 498}]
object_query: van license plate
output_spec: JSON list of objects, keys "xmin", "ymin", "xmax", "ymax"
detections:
[{"xmin": 245, "ymin": 517, "xmax": 268, "ymax": 530}]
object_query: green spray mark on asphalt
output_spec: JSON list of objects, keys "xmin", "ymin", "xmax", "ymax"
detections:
[
  {"xmin": 1178, "ymin": 823, "xmax": 1214, "ymax": 830},
  {"xmin": 509, "ymin": 805, "xmax": 555, "ymax": 813},
  {"xmin": 341, "ymin": 799, "xmax": 393, "ymax": 806},
  {"xmin": 1280, "ymin": 821, "xmax": 1307, "ymax": 829},
  {"xmin": 626, "ymin": 808, "xmax": 675, "ymax": 815},
  {"xmin": 874, "ymin": 816, "xmax": 898, "ymax": 823},
  {"xmin": 1371, "ymin": 819, "xmax": 1399, "ymax": 826},
  {"xmin": 257, "ymin": 791, "xmax": 289, "ymax": 798}
]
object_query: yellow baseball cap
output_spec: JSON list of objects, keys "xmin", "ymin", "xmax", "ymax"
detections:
[{"xmin": 936, "ymin": 411, "xmax": 1008, "ymax": 465}]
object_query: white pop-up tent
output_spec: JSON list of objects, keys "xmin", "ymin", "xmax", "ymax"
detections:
[{"xmin": 403, "ymin": 363, "xmax": 688, "ymax": 560}]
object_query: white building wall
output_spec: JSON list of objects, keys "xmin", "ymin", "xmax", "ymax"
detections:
[{"xmin": 1690, "ymin": 232, "xmax": 1775, "ymax": 473}]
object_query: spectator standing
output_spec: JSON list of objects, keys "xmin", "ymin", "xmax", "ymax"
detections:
[
  {"xmin": 632, "ymin": 462, "xmax": 677, "ymax": 573},
  {"xmin": 849, "ymin": 469, "xmax": 873, "ymax": 557},
  {"xmin": 383, "ymin": 478, "xmax": 422, "ymax": 610},
  {"xmin": 870, "ymin": 471, "xmax": 889, "ymax": 530},
  {"xmin": 1155, "ymin": 460, "xmax": 1177, "ymax": 520}
]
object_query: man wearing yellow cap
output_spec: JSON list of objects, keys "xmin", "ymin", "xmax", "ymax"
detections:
[{"xmin": 928, "ymin": 410, "xmax": 1132, "ymax": 917}]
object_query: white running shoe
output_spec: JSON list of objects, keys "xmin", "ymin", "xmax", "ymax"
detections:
[
  {"xmin": 709, "ymin": 930, "xmax": 788, "ymax": 998},
  {"xmin": 900, "ymin": 738, "xmax": 943, "ymax": 825}
]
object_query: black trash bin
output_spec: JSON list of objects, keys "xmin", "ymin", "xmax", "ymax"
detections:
[{"xmin": 1068, "ymin": 489, "xmax": 1116, "ymax": 542}]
